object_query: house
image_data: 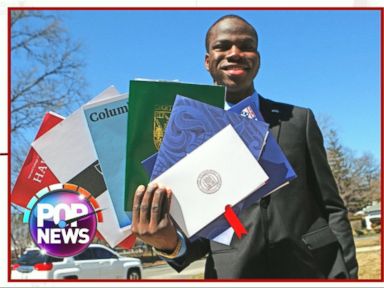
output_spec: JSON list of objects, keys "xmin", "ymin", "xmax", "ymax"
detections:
[{"xmin": 355, "ymin": 201, "xmax": 381, "ymax": 230}]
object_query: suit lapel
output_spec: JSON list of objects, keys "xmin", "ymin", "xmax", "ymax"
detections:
[
  {"xmin": 259, "ymin": 97, "xmax": 282, "ymax": 142},
  {"xmin": 269, "ymin": 121, "xmax": 281, "ymax": 142}
]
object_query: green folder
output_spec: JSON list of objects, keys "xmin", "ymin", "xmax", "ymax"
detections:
[{"xmin": 125, "ymin": 80, "xmax": 225, "ymax": 211}]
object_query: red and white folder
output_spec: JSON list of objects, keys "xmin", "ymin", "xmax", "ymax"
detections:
[{"xmin": 11, "ymin": 112, "xmax": 64, "ymax": 208}]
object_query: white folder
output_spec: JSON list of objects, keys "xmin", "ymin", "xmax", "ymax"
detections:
[{"xmin": 152, "ymin": 125, "xmax": 269, "ymax": 238}]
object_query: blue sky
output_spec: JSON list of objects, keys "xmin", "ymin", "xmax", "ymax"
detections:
[{"xmin": 37, "ymin": 9, "xmax": 383, "ymax": 161}]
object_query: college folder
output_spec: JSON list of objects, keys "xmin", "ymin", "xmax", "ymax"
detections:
[
  {"xmin": 83, "ymin": 93, "xmax": 132, "ymax": 229},
  {"xmin": 31, "ymin": 86, "xmax": 135, "ymax": 248},
  {"xmin": 142, "ymin": 94, "xmax": 296, "ymax": 241},
  {"xmin": 151, "ymin": 95, "xmax": 269, "ymax": 180},
  {"xmin": 149, "ymin": 95, "xmax": 269, "ymax": 240},
  {"xmin": 151, "ymin": 125, "xmax": 269, "ymax": 238},
  {"xmin": 226, "ymin": 94, "xmax": 297, "ymax": 209},
  {"xmin": 11, "ymin": 112, "xmax": 64, "ymax": 208},
  {"xmin": 124, "ymin": 80, "xmax": 225, "ymax": 211}
]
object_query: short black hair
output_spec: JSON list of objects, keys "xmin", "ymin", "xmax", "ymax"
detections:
[{"xmin": 205, "ymin": 14, "xmax": 258, "ymax": 52}]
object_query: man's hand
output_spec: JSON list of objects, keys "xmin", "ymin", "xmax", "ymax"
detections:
[{"xmin": 131, "ymin": 183, "xmax": 178, "ymax": 252}]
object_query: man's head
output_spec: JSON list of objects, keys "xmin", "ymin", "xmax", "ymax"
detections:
[{"xmin": 205, "ymin": 15, "xmax": 260, "ymax": 102}]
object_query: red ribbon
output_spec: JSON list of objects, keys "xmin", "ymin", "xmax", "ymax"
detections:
[{"xmin": 224, "ymin": 205, "xmax": 248, "ymax": 239}]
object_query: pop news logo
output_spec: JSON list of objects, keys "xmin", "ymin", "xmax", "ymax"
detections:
[{"xmin": 23, "ymin": 183, "xmax": 103, "ymax": 257}]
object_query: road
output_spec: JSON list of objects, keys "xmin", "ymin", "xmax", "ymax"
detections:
[{"xmin": 142, "ymin": 258, "xmax": 206, "ymax": 279}]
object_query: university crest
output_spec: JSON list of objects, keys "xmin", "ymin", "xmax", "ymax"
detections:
[{"xmin": 153, "ymin": 105, "xmax": 172, "ymax": 150}]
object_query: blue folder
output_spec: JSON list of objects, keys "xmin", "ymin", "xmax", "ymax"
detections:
[
  {"xmin": 83, "ymin": 94, "xmax": 132, "ymax": 228},
  {"xmin": 151, "ymin": 95, "xmax": 269, "ymax": 180}
]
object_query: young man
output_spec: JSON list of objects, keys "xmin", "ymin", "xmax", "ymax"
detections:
[{"xmin": 131, "ymin": 15, "xmax": 358, "ymax": 279}]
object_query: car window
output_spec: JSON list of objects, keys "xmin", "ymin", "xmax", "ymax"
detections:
[
  {"xmin": 74, "ymin": 248, "xmax": 95, "ymax": 260},
  {"xmin": 17, "ymin": 250, "xmax": 63, "ymax": 265},
  {"xmin": 92, "ymin": 247, "xmax": 118, "ymax": 259},
  {"xmin": 46, "ymin": 256, "xmax": 63, "ymax": 263}
]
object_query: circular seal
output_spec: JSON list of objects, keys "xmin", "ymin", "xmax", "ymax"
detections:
[{"xmin": 197, "ymin": 169, "xmax": 222, "ymax": 194}]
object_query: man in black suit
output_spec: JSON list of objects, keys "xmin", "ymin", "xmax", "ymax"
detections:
[{"xmin": 131, "ymin": 14, "xmax": 358, "ymax": 279}]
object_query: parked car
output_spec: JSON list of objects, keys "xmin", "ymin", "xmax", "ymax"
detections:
[{"xmin": 11, "ymin": 244, "xmax": 142, "ymax": 280}]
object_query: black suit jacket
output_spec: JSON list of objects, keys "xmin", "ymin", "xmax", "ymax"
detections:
[{"xmin": 167, "ymin": 96, "xmax": 358, "ymax": 279}]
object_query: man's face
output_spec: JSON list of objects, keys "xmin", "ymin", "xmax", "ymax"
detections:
[{"xmin": 205, "ymin": 18, "xmax": 260, "ymax": 98}]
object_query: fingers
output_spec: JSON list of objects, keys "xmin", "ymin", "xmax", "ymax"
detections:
[
  {"xmin": 132, "ymin": 184, "xmax": 173, "ymax": 232},
  {"xmin": 132, "ymin": 185, "xmax": 145, "ymax": 228},
  {"xmin": 165, "ymin": 187, "xmax": 173, "ymax": 213},
  {"xmin": 149, "ymin": 186, "xmax": 166, "ymax": 225},
  {"xmin": 139, "ymin": 183, "xmax": 158, "ymax": 224}
]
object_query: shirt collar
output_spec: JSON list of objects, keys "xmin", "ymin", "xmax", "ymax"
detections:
[{"xmin": 224, "ymin": 90, "xmax": 260, "ymax": 111}]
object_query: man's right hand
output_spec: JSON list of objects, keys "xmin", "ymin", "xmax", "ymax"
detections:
[{"xmin": 131, "ymin": 183, "xmax": 179, "ymax": 253}]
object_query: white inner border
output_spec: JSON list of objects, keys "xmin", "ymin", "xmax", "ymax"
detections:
[{"xmin": 2, "ymin": 1, "xmax": 382, "ymax": 287}]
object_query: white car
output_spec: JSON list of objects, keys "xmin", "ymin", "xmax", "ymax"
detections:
[{"xmin": 11, "ymin": 244, "xmax": 142, "ymax": 280}]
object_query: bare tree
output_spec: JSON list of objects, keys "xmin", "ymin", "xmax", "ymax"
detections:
[
  {"xmin": 11, "ymin": 213, "xmax": 33, "ymax": 260},
  {"xmin": 325, "ymin": 129, "xmax": 353, "ymax": 206},
  {"xmin": 319, "ymin": 116, "xmax": 380, "ymax": 212},
  {"xmin": 11, "ymin": 11, "xmax": 89, "ymax": 252},
  {"xmin": 11, "ymin": 10, "xmax": 88, "ymax": 183},
  {"xmin": 349, "ymin": 152, "xmax": 380, "ymax": 208}
]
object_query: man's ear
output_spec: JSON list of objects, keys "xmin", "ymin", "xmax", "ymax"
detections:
[{"xmin": 204, "ymin": 53, "xmax": 210, "ymax": 71}]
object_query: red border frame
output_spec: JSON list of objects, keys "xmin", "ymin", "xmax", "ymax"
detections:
[{"xmin": 7, "ymin": 6, "xmax": 384, "ymax": 283}]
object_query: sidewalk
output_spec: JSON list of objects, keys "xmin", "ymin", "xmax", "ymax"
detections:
[{"xmin": 356, "ymin": 245, "xmax": 380, "ymax": 253}]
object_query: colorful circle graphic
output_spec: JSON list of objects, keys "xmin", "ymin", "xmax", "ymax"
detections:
[{"xmin": 28, "ymin": 186, "xmax": 98, "ymax": 258}]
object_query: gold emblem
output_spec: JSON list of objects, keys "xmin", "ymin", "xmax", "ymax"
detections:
[{"xmin": 153, "ymin": 105, "xmax": 172, "ymax": 150}]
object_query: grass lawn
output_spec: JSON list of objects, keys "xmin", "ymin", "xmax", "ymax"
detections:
[
  {"xmin": 355, "ymin": 234, "xmax": 381, "ymax": 280},
  {"xmin": 357, "ymin": 250, "xmax": 381, "ymax": 279}
]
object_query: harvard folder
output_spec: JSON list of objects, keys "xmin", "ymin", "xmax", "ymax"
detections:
[
  {"xmin": 124, "ymin": 80, "xmax": 225, "ymax": 211},
  {"xmin": 11, "ymin": 112, "xmax": 64, "ymax": 208}
]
